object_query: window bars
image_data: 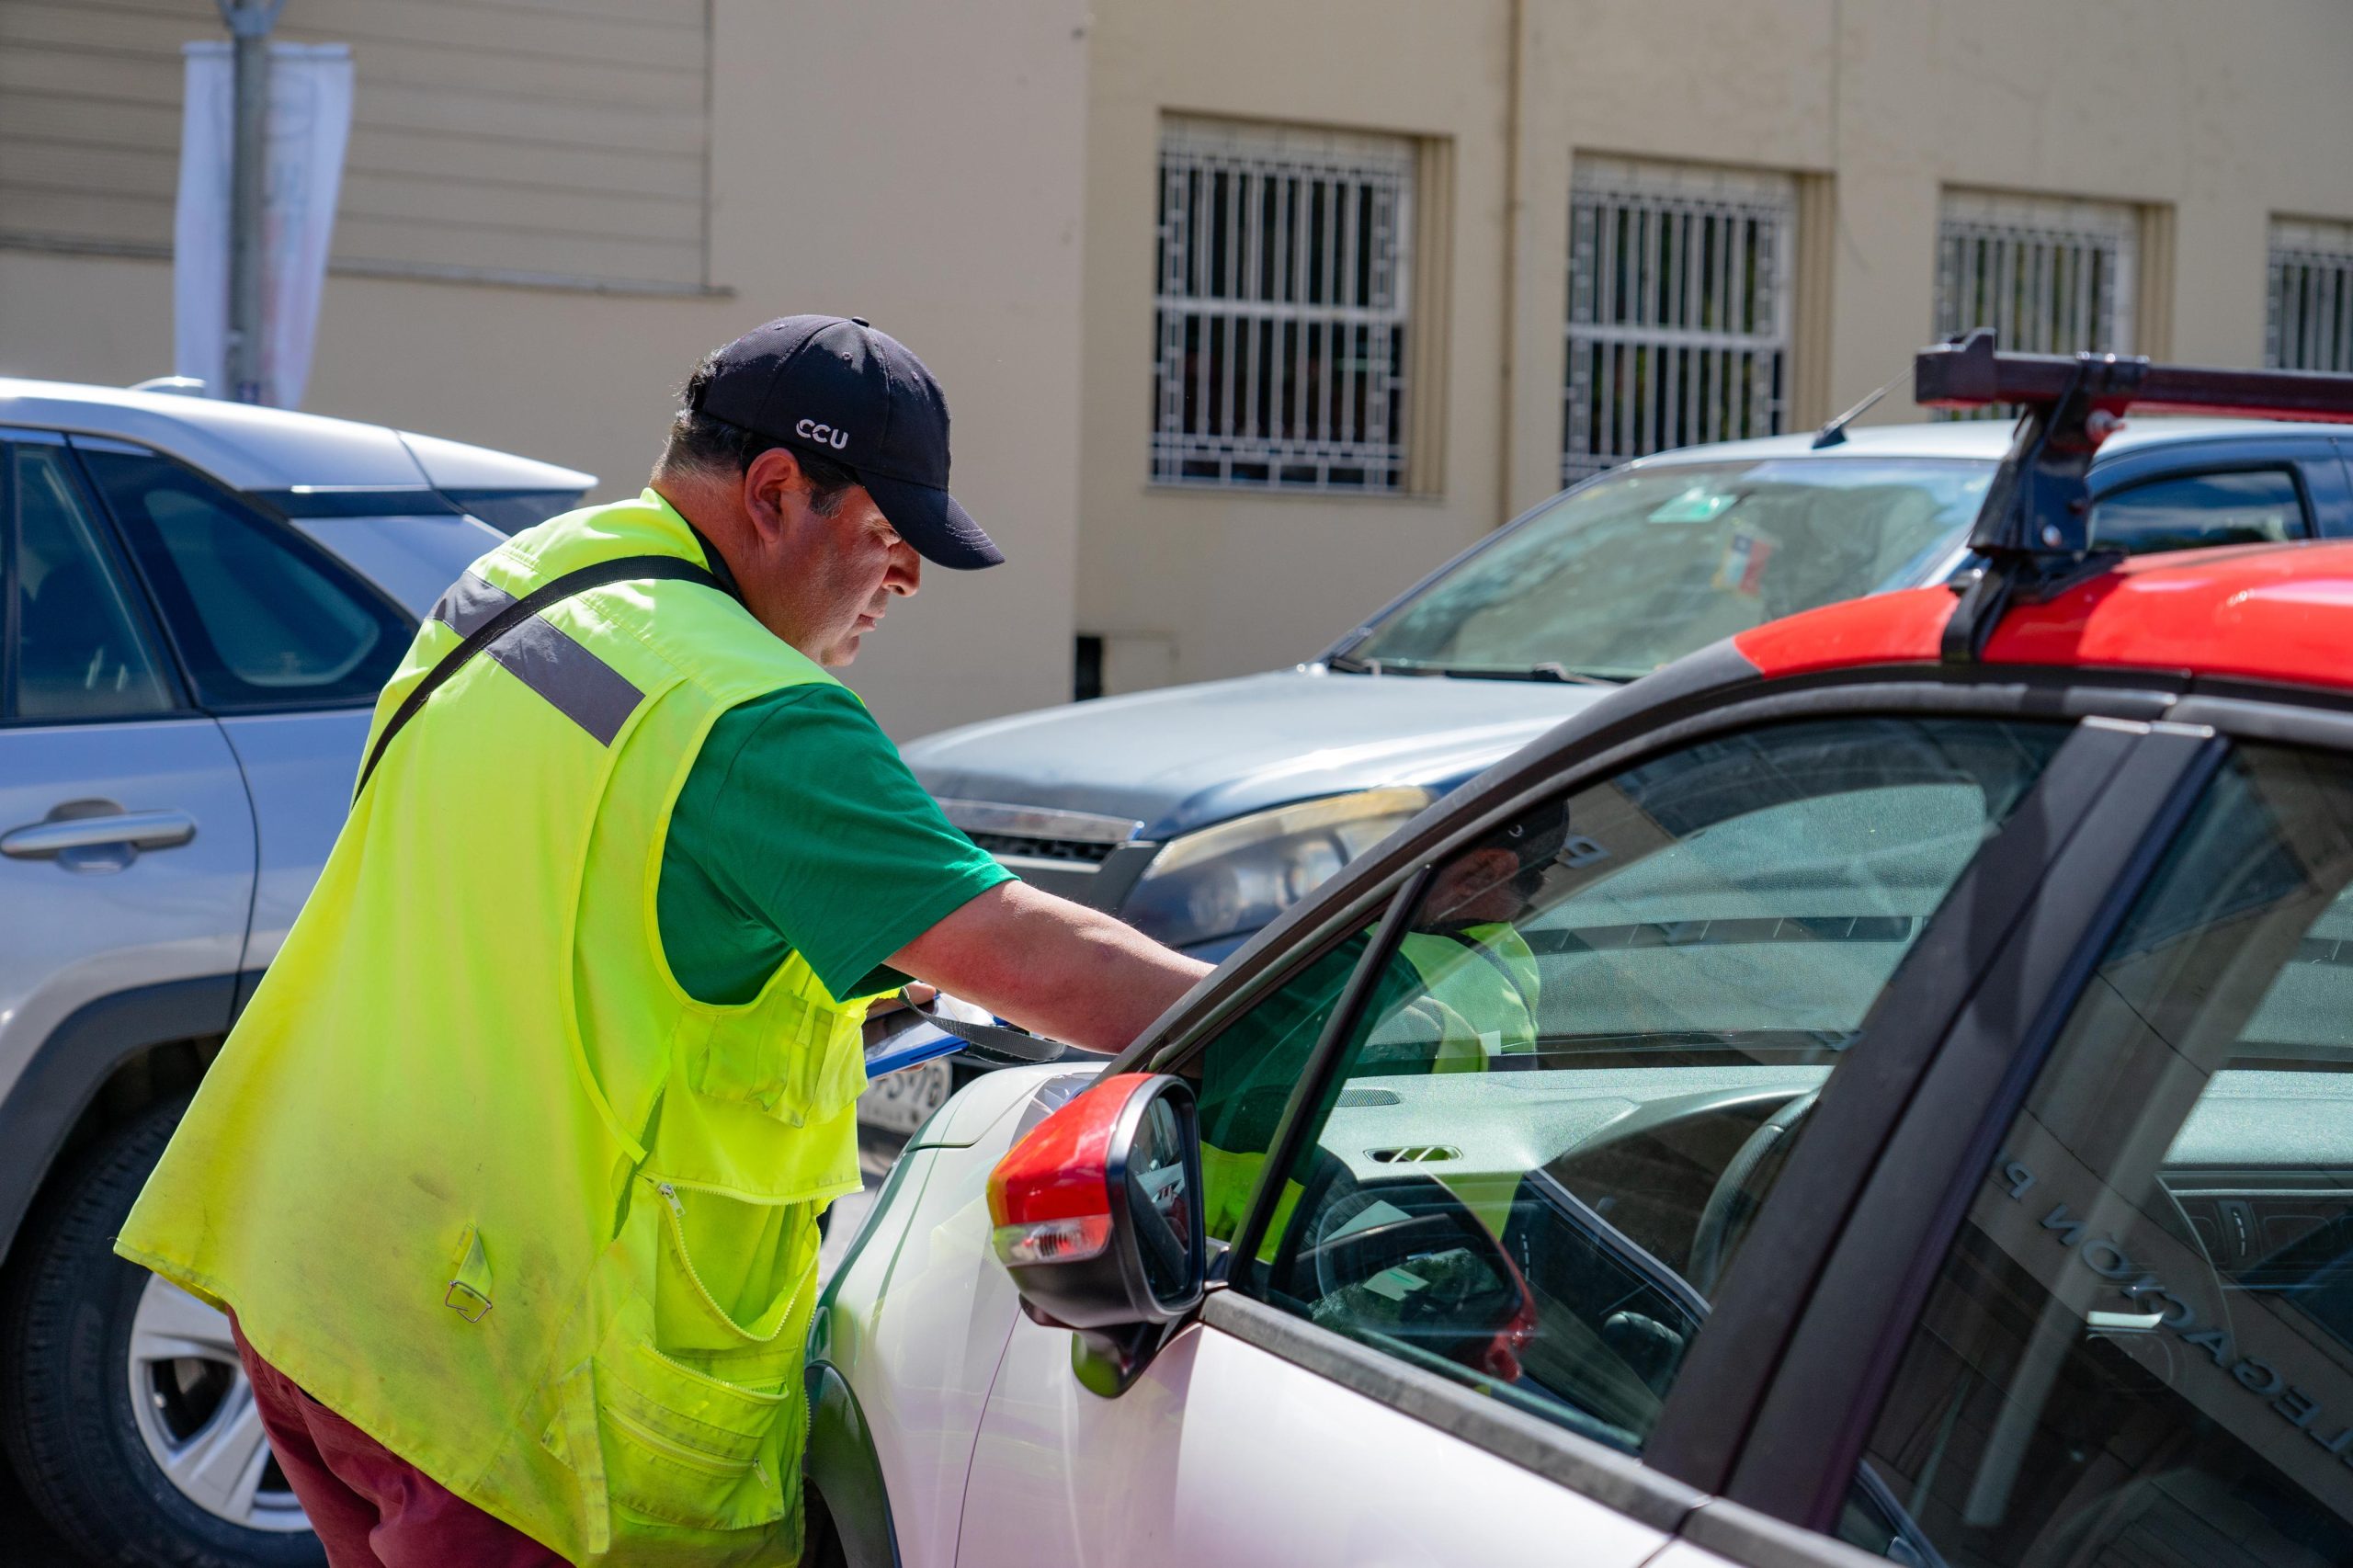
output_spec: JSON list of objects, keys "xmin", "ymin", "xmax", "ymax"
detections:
[
  {"xmin": 2268, "ymin": 218, "xmax": 2353, "ymax": 373},
  {"xmin": 1153, "ymin": 119, "xmax": 1415, "ymax": 491},
  {"xmin": 1563, "ymin": 159, "xmax": 1795, "ymax": 485},
  {"xmin": 1934, "ymin": 191, "xmax": 2136, "ymax": 416}
]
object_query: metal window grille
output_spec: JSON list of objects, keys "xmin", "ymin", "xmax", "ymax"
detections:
[
  {"xmin": 1563, "ymin": 159, "xmax": 1795, "ymax": 485},
  {"xmin": 1935, "ymin": 191, "xmax": 2136, "ymax": 417},
  {"xmin": 2268, "ymin": 218, "xmax": 2353, "ymax": 372},
  {"xmin": 1153, "ymin": 119, "xmax": 1415, "ymax": 491}
]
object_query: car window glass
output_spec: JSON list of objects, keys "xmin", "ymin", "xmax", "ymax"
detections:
[
  {"xmin": 78, "ymin": 448, "xmax": 407, "ymax": 711},
  {"xmin": 1843, "ymin": 744, "xmax": 2353, "ymax": 1566},
  {"xmin": 1207, "ymin": 715, "xmax": 2066, "ymax": 1454},
  {"xmin": 1345, "ymin": 460, "xmax": 1992, "ymax": 681},
  {"xmin": 2089, "ymin": 468, "xmax": 2308, "ymax": 556},
  {"xmin": 5, "ymin": 444, "xmax": 174, "ymax": 721}
]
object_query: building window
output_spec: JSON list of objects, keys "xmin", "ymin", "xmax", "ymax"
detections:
[
  {"xmin": 1563, "ymin": 158, "xmax": 1795, "ymax": 485},
  {"xmin": 1153, "ymin": 118, "xmax": 1415, "ymax": 491},
  {"xmin": 1936, "ymin": 190, "xmax": 2137, "ymax": 356},
  {"xmin": 2267, "ymin": 217, "xmax": 2353, "ymax": 372}
]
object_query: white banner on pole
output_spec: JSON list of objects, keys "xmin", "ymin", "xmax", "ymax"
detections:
[{"xmin": 174, "ymin": 40, "xmax": 352, "ymax": 409}]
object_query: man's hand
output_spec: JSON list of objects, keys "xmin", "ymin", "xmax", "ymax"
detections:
[{"xmin": 888, "ymin": 883, "xmax": 1212, "ymax": 1053}]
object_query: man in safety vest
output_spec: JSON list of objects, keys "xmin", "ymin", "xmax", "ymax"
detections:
[{"xmin": 116, "ymin": 316, "xmax": 1212, "ymax": 1567}]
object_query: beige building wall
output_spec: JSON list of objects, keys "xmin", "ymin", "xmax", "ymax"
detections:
[
  {"xmin": 6, "ymin": 0, "xmax": 2353, "ymax": 725},
  {"xmin": 0, "ymin": 0, "xmax": 1092, "ymax": 743},
  {"xmin": 1077, "ymin": 0, "xmax": 2353, "ymax": 695},
  {"xmin": 1074, "ymin": 0, "xmax": 1518, "ymax": 695}
]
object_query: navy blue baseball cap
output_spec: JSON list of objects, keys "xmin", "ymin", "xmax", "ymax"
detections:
[{"xmin": 691, "ymin": 314, "xmax": 1003, "ymax": 569}]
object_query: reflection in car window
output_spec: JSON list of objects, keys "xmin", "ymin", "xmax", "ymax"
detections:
[
  {"xmin": 78, "ymin": 448, "xmax": 408, "ymax": 711},
  {"xmin": 1847, "ymin": 744, "xmax": 2353, "ymax": 1566},
  {"xmin": 5, "ymin": 444, "xmax": 174, "ymax": 721},
  {"xmin": 1201, "ymin": 716, "xmax": 2063, "ymax": 1463},
  {"xmin": 1345, "ymin": 459, "xmax": 1991, "ymax": 681},
  {"xmin": 2090, "ymin": 468, "xmax": 2308, "ymax": 556}
]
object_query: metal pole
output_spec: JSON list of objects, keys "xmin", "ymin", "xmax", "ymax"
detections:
[{"xmin": 217, "ymin": 1, "xmax": 286, "ymax": 403}]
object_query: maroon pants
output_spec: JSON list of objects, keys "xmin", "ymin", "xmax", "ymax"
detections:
[{"xmin": 229, "ymin": 1316, "xmax": 566, "ymax": 1567}]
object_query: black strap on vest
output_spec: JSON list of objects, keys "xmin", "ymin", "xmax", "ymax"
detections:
[{"xmin": 354, "ymin": 555, "xmax": 723, "ymax": 803}]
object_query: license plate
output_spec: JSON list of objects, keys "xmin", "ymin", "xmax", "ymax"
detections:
[{"xmin": 858, "ymin": 1058, "xmax": 952, "ymax": 1136}]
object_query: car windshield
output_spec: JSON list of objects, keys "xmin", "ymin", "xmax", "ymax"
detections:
[{"xmin": 1344, "ymin": 458, "xmax": 1994, "ymax": 682}]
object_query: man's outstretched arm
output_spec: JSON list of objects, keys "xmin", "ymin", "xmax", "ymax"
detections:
[{"xmin": 889, "ymin": 881, "xmax": 1212, "ymax": 1053}]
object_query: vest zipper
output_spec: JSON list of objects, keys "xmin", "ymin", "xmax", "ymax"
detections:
[{"xmin": 602, "ymin": 1402, "xmax": 753, "ymax": 1481}]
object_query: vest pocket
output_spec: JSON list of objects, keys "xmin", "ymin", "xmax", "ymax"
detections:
[
  {"xmin": 549, "ymin": 1182, "xmax": 823, "ymax": 1540},
  {"xmin": 684, "ymin": 989, "xmax": 870, "ymax": 1130},
  {"xmin": 591, "ymin": 1342, "xmax": 797, "ymax": 1532}
]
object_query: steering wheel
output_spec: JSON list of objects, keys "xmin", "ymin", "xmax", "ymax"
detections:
[
  {"xmin": 1687, "ymin": 1089, "xmax": 1816, "ymax": 1298},
  {"xmin": 1272, "ymin": 1153, "xmax": 1535, "ymax": 1380}
]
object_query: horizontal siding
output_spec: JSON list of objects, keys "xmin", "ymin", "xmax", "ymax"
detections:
[{"xmin": 0, "ymin": 0, "xmax": 710, "ymax": 288}]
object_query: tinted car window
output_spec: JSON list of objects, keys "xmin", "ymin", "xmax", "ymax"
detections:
[
  {"xmin": 5, "ymin": 443, "xmax": 174, "ymax": 721},
  {"xmin": 79, "ymin": 448, "xmax": 408, "ymax": 711},
  {"xmin": 2090, "ymin": 468, "xmax": 2308, "ymax": 555},
  {"xmin": 1846, "ymin": 744, "xmax": 2353, "ymax": 1565},
  {"xmin": 1202, "ymin": 716, "xmax": 2063, "ymax": 1460}
]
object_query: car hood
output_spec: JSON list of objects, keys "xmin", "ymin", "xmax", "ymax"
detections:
[{"xmin": 904, "ymin": 667, "xmax": 1608, "ymax": 839}]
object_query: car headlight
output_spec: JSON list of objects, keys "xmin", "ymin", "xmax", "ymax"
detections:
[{"xmin": 1122, "ymin": 788, "xmax": 1435, "ymax": 948}]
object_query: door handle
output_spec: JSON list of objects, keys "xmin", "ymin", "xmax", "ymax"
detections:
[{"xmin": 1, "ymin": 809, "xmax": 198, "ymax": 859}]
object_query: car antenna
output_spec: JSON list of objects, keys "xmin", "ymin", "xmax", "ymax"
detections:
[
  {"xmin": 1809, "ymin": 360, "xmax": 1915, "ymax": 449},
  {"xmin": 1917, "ymin": 328, "xmax": 2353, "ymax": 661}
]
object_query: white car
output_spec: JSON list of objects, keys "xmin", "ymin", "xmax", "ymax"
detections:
[{"xmin": 812, "ymin": 521, "xmax": 2353, "ymax": 1568}]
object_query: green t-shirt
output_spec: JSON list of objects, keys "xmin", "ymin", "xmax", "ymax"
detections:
[{"xmin": 656, "ymin": 683, "xmax": 1013, "ymax": 1005}]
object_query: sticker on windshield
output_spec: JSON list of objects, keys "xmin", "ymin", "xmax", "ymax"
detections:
[
  {"xmin": 1648, "ymin": 484, "xmax": 1738, "ymax": 524},
  {"xmin": 1714, "ymin": 527, "xmax": 1778, "ymax": 597}
]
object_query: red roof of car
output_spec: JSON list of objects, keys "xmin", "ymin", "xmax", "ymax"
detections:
[{"xmin": 1734, "ymin": 540, "xmax": 2353, "ymax": 691}]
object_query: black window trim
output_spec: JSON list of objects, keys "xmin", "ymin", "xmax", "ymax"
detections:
[
  {"xmin": 0, "ymin": 433, "xmax": 193, "ymax": 729},
  {"xmin": 1142, "ymin": 663, "xmax": 2195, "ymax": 1531},
  {"xmin": 1721, "ymin": 697, "xmax": 2353, "ymax": 1557},
  {"xmin": 1128, "ymin": 658, "xmax": 2183, "ymax": 1082},
  {"xmin": 1721, "ymin": 717, "xmax": 2229, "ymax": 1532},
  {"xmin": 1647, "ymin": 712, "xmax": 2179, "ymax": 1495},
  {"xmin": 65, "ymin": 437, "xmax": 418, "ymax": 717}
]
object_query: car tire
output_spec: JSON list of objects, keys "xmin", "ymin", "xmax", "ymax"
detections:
[
  {"xmin": 0, "ymin": 1096, "xmax": 324, "ymax": 1568},
  {"xmin": 804, "ymin": 1485, "xmax": 849, "ymax": 1568}
]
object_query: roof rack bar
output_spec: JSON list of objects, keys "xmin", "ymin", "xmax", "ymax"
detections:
[
  {"xmin": 1917, "ymin": 331, "xmax": 2353, "ymax": 424},
  {"xmin": 1917, "ymin": 329, "xmax": 2353, "ymax": 664}
]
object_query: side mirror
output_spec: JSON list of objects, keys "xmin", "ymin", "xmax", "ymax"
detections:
[{"xmin": 986, "ymin": 1073, "xmax": 1205, "ymax": 1395}]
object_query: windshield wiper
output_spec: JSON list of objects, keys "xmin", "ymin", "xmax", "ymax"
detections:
[
  {"xmin": 1330, "ymin": 656, "xmax": 1622, "ymax": 685},
  {"xmin": 1432, "ymin": 662, "xmax": 1619, "ymax": 687}
]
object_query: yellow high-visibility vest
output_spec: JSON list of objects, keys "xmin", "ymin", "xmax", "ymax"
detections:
[{"xmin": 118, "ymin": 491, "xmax": 888, "ymax": 1565}]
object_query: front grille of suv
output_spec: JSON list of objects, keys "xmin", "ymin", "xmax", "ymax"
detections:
[
  {"xmin": 936, "ymin": 798, "xmax": 1149, "ymax": 879},
  {"xmin": 963, "ymin": 831, "xmax": 1124, "ymax": 867}
]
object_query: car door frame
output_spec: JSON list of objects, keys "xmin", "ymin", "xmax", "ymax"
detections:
[
  {"xmin": 1714, "ymin": 680, "xmax": 2353, "ymax": 1558},
  {"xmin": 0, "ymin": 426, "xmax": 256, "ymax": 1267},
  {"xmin": 1093, "ymin": 645, "xmax": 2213, "ymax": 1544}
]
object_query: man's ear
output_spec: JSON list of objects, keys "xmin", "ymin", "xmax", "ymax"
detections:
[{"xmin": 741, "ymin": 446, "xmax": 809, "ymax": 542}]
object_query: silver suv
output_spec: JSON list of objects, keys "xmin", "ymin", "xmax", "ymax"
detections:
[{"xmin": 0, "ymin": 378, "xmax": 588, "ymax": 1568}]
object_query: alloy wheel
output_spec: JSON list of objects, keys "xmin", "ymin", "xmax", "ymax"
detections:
[{"xmin": 123, "ymin": 1275, "xmax": 310, "ymax": 1534}]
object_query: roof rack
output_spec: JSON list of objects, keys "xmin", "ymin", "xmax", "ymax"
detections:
[{"xmin": 1913, "ymin": 329, "xmax": 2353, "ymax": 660}]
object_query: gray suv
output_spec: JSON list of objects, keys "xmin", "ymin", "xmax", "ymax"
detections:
[{"xmin": 0, "ymin": 378, "xmax": 588, "ymax": 1567}]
